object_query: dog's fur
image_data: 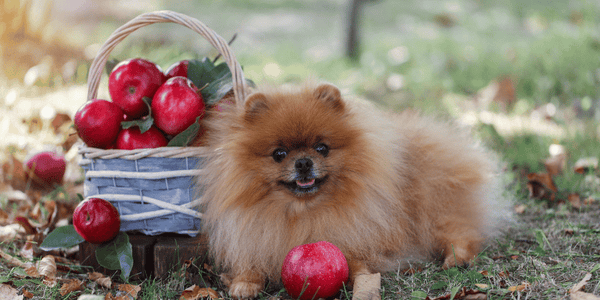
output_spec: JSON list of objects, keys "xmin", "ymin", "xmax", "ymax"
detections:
[{"xmin": 195, "ymin": 82, "xmax": 507, "ymax": 299}]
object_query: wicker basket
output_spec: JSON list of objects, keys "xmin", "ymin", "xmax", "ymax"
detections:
[{"xmin": 78, "ymin": 11, "xmax": 248, "ymax": 236}]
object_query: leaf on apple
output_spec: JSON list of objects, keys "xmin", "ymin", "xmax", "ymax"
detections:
[
  {"xmin": 187, "ymin": 58, "xmax": 256, "ymax": 106},
  {"xmin": 95, "ymin": 232, "xmax": 133, "ymax": 282},
  {"xmin": 121, "ymin": 97, "xmax": 154, "ymax": 133},
  {"xmin": 105, "ymin": 58, "xmax": 120, "ymax": 77},
  {"xmin": 167, "ymin": 116, "xmax": 202, "ymax": 147},
  {"xmin": 39, "ymin": 225, "xmax": 85, "ymax": 250}
]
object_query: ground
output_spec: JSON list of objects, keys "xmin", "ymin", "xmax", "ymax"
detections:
[{"xmin": 0, "ymin": 0, "xmax": 599, "ymax": 299}]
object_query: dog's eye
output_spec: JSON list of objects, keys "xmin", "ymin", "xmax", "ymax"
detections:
[
  {"xmin": 272, "ymin": 148, "xmax": 288, "ymax": 162},
  {"xmin": 314, "ymin": 143, "xmax": 329, "ymax": 157}
]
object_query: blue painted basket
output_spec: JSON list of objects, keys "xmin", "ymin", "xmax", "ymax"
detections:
[{"xmin": 78, "ymin": 11, "xmax": 248, "ymax": 236}]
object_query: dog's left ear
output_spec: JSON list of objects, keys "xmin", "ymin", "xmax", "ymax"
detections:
[{"xmin": 314, "ymin": 83, "xmax": 345, "ymax": 112}]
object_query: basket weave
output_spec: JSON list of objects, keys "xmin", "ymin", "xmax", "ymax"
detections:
[{"xmin": 78, "ymin": 11, "xmax": 248, "ymax": 236}]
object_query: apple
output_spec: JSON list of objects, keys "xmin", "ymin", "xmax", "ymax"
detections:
[
  {"xmin": 25, "ymin": 151, "xmax": 66, "ymax": 186},
  {"xmin": 165, "ymin": 60, "xmax": 189, "ymax": 79},
  {"xmin": 108, "ymin": 58, "xmax": 166, "ymax": 118},
  {"xmin": 152, "ymin": 76, "xmax": 205, "ymax": 136},
  {"xmin": 74, "ymin": 99, "xmax": 124, "ymax": 149},
  {"xmin": 73, "ymin": 198, "xmax": 120, "ymax": 244},
  {"xmin": 281, "ymin": 241, "xmax": 349, "ymax": 300},
  {"xmin": 116, "ymin": 126, "xmax": 168, "ymax": 150}
]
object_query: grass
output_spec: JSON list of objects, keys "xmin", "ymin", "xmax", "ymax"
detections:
[{"xmin": 2, "ymin": 0, "xmax": 600, "ymax": 299}]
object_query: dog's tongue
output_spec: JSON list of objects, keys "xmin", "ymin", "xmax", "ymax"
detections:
[{"xmin": 296, "ymin": 178, "xmax": 315, "ymax": 188}]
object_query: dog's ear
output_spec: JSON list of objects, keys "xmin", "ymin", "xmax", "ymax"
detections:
[
  {"xmin": 244, "ymin": 92, "xmax": 269, "ymax": 122},
  {"xmin": 314, "ymin": 83, "xmax": 345, "ymax": 112}
]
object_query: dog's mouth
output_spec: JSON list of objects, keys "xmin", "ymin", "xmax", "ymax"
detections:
[{"xmin": 279, "ymin": 176, "xmax": 328, "ymax": 196}]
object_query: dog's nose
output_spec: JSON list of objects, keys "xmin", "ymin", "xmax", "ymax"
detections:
[{"xmin": 295, "ymin": 158, "xmax": 313, "ymax": 172}]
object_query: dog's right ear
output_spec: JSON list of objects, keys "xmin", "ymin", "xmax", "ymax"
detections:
[{"xmin": 244, "ymin": 92, "xmax": 269, "ymax": 123}]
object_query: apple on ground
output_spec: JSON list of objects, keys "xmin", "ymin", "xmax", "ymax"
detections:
[
  {"xmin": 281, "ymin": 241, "xmax": 349, "ymax": 300},
  {"xmin": 109, "ymin": 58, "xmax": 166, "ymax": 118},
  {"xmin": 152, "ymin": 76, "xmax": 205, "ymax": 136},
  {"xmin": 116, "ymin": 126, "xmax": 168, "ymax": 150},
  {"xmin": 74, "ymin": 99, "xmax": 124, "ymax": 149},
  {"xmin": 73, "ymin": 198, "xmax": 120, "ymax": 244},
  {"xmin": 165, "ymin": 60, "xmax": 189, "ymax": 79},
  {"xmin": 25, "ymin": 151, "xmax": 66, "ymax": 186}
]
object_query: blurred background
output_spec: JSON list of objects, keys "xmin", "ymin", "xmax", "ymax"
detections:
[{"xmin": 1, "ymin": 0, "xmax": 600, "ymax": 179}]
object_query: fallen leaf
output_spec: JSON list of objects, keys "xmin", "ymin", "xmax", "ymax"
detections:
[
  {"xmin": 583, "ymin": 197, "xmax": 595, "ymax": 205},
  {"xmin": 22, "ymin": 289, "xmax": 34, "ymax": 298},
  {"xmin": 0, "ymin": 247, "xmax": 27, "ymax": 268},
  {"xmin": 508, "ymin": 282, "xmax": 531, "ymax": 292},
  {"xmin": 498, "ymin": 271, "xmax": 510, "ymax": 278},
  {"xmin": 545, "ymin": 154, "xmax": 566, "ymax": 176},
  {"xmin": 0, "ymin": 283, "xmax": 22, "ymax": 300},
  {"xmin": 479, "ymin": 270, "xmax": 489, "ymax": 276},
  {"xmin": 568, "ymin": 194, "xmax": 582, "ymax": 209},
  {"xmin": 38, "ymin": 255, "xmax": 56, "ymax": 277},
  {"xmin": 60, "ymin": 278, "xmax": 84, "ymax": 296},
  {"xmin": 474, "ymin": 283, "xmax": 489, "ymax": 289},
  {"xmin": 569, "ymin": 273, "xmax": 600, "ymax": 300},
  {"xmin": 51, "ymin": 113, "xmax": 71, "ymax": 134},
  {"xmin": 89, "ymin": 271, "xmax": 112, "ymax": 289},
  {"xmin": 0, "ymin": 224, "xmax": 26, "ymax": 242},
  {"xmin": 430, "ymin": 287, "xmax": 487, "ymax": 300},
  {"xmin": 565, "ymin": 228, "xmax": 575, "ymax": 235},
  {"xmin": 574, "ymin": 157, "xmax": 598, "ymax": 174},
  {"xmin": 352, "ymin": 273, "xmax": 380, "ymax": 300},
  {"xmin": 180, "ymin": 285, "xmax": 220, "ymax": 300},
  {"xmin": 527, "ymin": 172, "xmax": 558, "ymax": 201},
  {"xmin": 118, "ymin": 284, "xmax": 141, "ymax": 298},
  {"xmin": 514, "ymin": 204, "xmax": 527, "ymax": 214}
]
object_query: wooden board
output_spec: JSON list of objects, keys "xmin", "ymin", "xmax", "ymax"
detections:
[{"xmin": 78, "ymin": 233, "xmax": 208, "ymax": 280}]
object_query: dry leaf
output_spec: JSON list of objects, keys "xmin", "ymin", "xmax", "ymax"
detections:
[
  {"xmin": 514, "ymin": 204, "xmax": 526, "ymax": 214},
  {"xmin": 570, "ymin": 273, "xmax": 592, "ymax": 293},
  {"xmin": 545, "ymin": 154, "xmax": 566, "ymax": 176},
  {"xmin": 89, "ymin": 271, "xmax": 112, "ymax": 289},
  {"xmin": 0, "ymin": 247, "xmax": 27, "ymax": 268},
  {"xmin": 431, "ymin": 287, "xmax": 487, "ymax": 300},
  {"xmin": 508, "ymin": 282, "xmax": 531, "ymax": 292},
  {"xmin": 574, "ymin": 157, "xmax": 598, "ymax": 174},
  {"xmin": 583, "ymin": 197, "xmax": 595, "ymax": 205},
  {"xmin": 118, "ymin": 284, "xmax": 141, "ymax": 298},
  {"xmin": 569, "ymin": 274, "xmax": 600, "ymax": 300},
  {"xmin": 38, "ymin": 255, "xmax": 56, "ymax": 277},
  {"xmin": 352, "ymin": 273, "xmax": 381, "ymax": 300},
  {"xmin": 474, "ymin": 283, "xmax": 489, "ymax": 289},
  {"xmin": 0, "ymin": 283, "xmax": 22, "ymax": 300},
  {"xmin": 498, "ymin": 271, "xmax": 510, "ymax": 278},
  {"xmin": 568, "ymin": 194, "xmax": 582, "ymax": 209},
  {"xmin": 22, "ymin": 289, "xmax": 34, "ymax": 298},
  {"xmin": 564, "ymin": 228, "xmax": 575, "ymax": 235},
  {"xmin": 479, "ymin": 270, "xmax": 489, "ymax": 276},
  {"xmin": 180, "ymin": 285, "xmax": 220, "ymax": 300},
  {"xmin": 0, "ymin": 224, "xmax": 26, "ymax": 242},
  {"xmin": 60, "ymin": 278, "xmax": 84, "ymax": 296},
  {"xmin": 527, "ymin": 172, "xmax": 558, "ymax": 201}
]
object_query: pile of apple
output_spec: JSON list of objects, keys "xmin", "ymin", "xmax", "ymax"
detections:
[{"xmin": 74, "ymin": 58, "xmax": 205, "ymax": 149}]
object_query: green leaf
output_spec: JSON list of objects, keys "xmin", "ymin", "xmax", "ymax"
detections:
[
  {"xmin": 411, "ymin": 290, "xmax": 428, "ymax": 300},
  {"xmin": 105, "ymin": 59, "xmax": 120, "ymax": 77},
  {"xmin": 591, "ymin": 263, "xmax": 600, "ymax": 273},
  {"xmin": 431, "ymin": 281, "xmax": 448, "ymax": 290},
  {"xmin": 96, "ymin": 232, "xmax": 133, "ymax": 282},
  {"xmin": 167, "ymin": 116, "xmax": 203, "ymax": 147},
  {"xmin": 39, "ymin": 225, "xmax": 85, "ymax": 250},
  {"xmin": 449, "ymin": 286, "xmax": 461, "ymax": 300},
  {"xmin": 121, "ymin": 96, "xmax": 154, "ymax": 133}
]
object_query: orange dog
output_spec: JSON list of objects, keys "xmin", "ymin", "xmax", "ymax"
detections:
[{"xmin": 196, "ymin": 82, "xmax": 507, "ymax": 299}]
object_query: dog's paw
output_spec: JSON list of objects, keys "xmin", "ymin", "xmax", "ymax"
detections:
[{"xmin": 228, "ymin": 280, "xmax": 263, "ymax": 299}]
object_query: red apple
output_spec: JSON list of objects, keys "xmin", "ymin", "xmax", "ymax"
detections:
[
  {"xmin": 116, "ymin": 126, "xmax": 168, "ymax": 150},
  {"xmin": 74, "ymin": 99, "xmax": 124, "ymax": 149},
  {"xmin": 165, "ymin": 60, "xmax": 189, "ymax": 78},
  {"xmin": 152, "ymin": 76, "xmax": 205, "ymax": 136},
  {"xmin": 25, "ymin": 151, "xmax": 66, "ymax": 186},
  {"xmin": 108, "ymin": 58, "xmax": 166, "ymax": 118},
  {"xmin": 281, "ymin": 241, "xmax": 349, "ymax": 300},
  {"xmin": 73, "ymin": 198, "xmax": 120, "ymax": 244}
]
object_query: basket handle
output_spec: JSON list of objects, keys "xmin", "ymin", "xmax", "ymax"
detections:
[{"xmin": 86, "ymin": 10, "xmax": 247, "ymax": 107}]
